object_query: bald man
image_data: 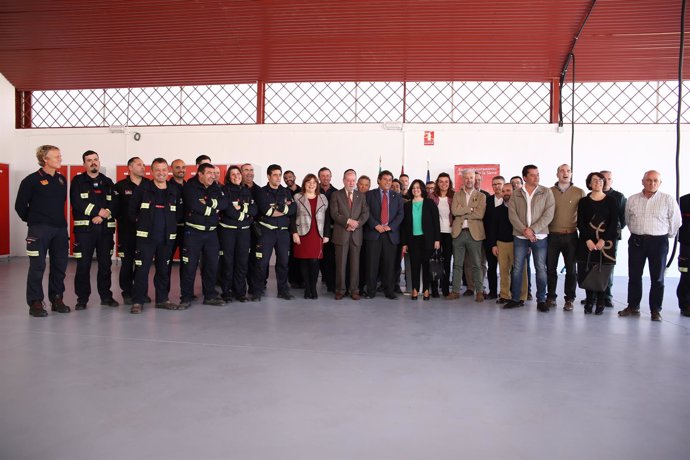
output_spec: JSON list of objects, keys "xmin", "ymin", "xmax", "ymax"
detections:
[{"xmin": 619, "ymin": 170, "xmax": 680, "ymax": 321}]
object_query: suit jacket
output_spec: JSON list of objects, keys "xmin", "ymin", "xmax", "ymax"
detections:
[
  {"xmin": 289, "ymin": 193, "xmax": 331, "ymax": 238},
  {"xmin": 330, "ymin": 188, "xmax": 370, "ymax": 246},
  {"xmin": 364, "ymin": 188, "xmax": 404, "ymax": 244},
  {"xmin": 450, "ymin": 188, "xmax": 486, "ymax": 240},
  {"xmin": 401, "ymin": 198, "xmax": 441, "ymax": 251}
]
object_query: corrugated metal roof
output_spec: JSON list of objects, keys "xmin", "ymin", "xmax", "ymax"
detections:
[{"xmin": 1, "ymin": 0, "xmax": 688, "ymax": 90}]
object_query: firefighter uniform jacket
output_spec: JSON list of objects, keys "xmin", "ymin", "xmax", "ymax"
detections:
[
  {"xmin": 129, "ymin": 180, "xmax": 183, "ymax": 241},
  {"xmin": 219, "ymin": 183, "xmax": 257, "ymax": 229},
  {"xmin": 70, "ymin": 172, "xmax": 116, "ymax": 233},
  {"xmin": 255, "ymin": 184, "xmax": 297, "ymax": 230},
  {"xmin": 183, "ymin": 179, "xmax": 228, "ymax": 231},
  {"xmin": 113, "ymin": 176, "xmax": 150, "ymax": 230},
  {"xmin": 15, "ymin": 168, "xmax": 68, "ymax": 228}
]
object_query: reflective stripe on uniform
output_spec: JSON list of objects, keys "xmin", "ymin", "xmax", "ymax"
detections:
[
  {"xmin": 238, "ymin": 212, "xmax": 245, "ymax": 221},
  {"xmin": 241, "ymin": 225, "xmax": 251, "ymax": 230},
  {"xmin": 117, "ymin": 252, "xmax": 125, "ymax": 257},
  {"xmin": 265, "ymin": 207, "xmax": 274, "ymax": 217},
  {"xmin": 204, "ymin": 206, "xmax": 212, "ymax": 216},
  {"xmin": 106, "ymin": 194, "xmax": 112, "ymax": 201},
  {"xmin": 107, "ymin": 221, "xmax": 116, "ymax": 228},
  {"xmin": 219, "ymin": 222, "xmax": 238, "ymax": 229},
  {"xmin": 80, "ymin": 192, "xmax": 89, "ymax": 199},
  {"xmin": 211, "ymin": 198, "xmax": 218, "ymax": 209},
  {"xmin": 283, "ymin": 205, "xmax": 289, "ymax": 214},
  {"xmin": 219, "ymin": 250, "xmax": 224, "ymax": 256},
  {"xmin": 186, "ymin": 222, "xmax": 205, "ymax": 231},
  {"xmin": 170, "ymin": 233, "xmax": 176, "ymax": 239},
  {"xmin": 256, "ymin": 252, "xmax": 263, "ymax": 258},
  {"xmin": 26, "ymin": 250, "xmax": 39, "ymax": 257},
  {"xmin": 84, "ymin": 203, "xmax": 95, "ymax": 215},
  {"xmin": 243, "ymin": 203, "xmax": 249, "ymax": 213},
  {"xmin": 135, "ymin": 260, "xmax": 142, "ymax": 266},
  {"xmin": 170, "ymin": 205, "xmax": 176, "ymax": 211},
  {"xmin": 136, "ymin": 230, "xmax": 149, "ymax": 237},
  {"xmin": 74, "ymin": 220, "xmax": 90, "ymax": 226},
  {"xmin": 73, "ymin": 252, "xmax": 82, "ymax": 258},
  {"xmin": 182, "ymin": 256, "xmax": 189, "ymax": 263},
  {"xmin": 140, "ymin": 202, "xmax": 150, "ymax": 209}
]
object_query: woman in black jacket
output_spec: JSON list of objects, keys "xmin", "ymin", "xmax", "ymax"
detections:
[
  {"xmin": 402, "ymin": 179, "xmax": 441, "ymax": 300},
  {"xmin": 577, "ymin": 172, "xmax": 618, "ymax": 314},
  {"xmin": 219, "ymin": 165, "xmax": 257, "ymax": 302}
]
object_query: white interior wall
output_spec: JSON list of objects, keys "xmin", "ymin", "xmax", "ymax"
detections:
[{"xmin": 2, "ymin": 75, "xmax": 688, "ymax": 277}]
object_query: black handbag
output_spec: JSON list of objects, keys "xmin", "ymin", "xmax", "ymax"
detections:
[
  {"xmin": 579, "ymin": 251, "xmax": 614, "ymax": 292},
  {"xmin": 429, "ymin": 249, "xmax": 445, "ymax": 281}
]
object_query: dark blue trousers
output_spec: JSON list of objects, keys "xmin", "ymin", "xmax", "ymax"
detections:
[
  {"xmin": 25, "ymin": 224, "xmax": 68, "ymax": 305},
  {"xmin": 73, "ymin": 226, "xmax": 114, "ymax": 303},
  {"xmin": 252, "ymin": 228, "xmax": 290, "ymax": 296},
  {"xmin": 627, "ymin": 234, "xmax": 669, "ymax": 311},
  {"xmin": 219, "ymin": 227, "xmax": 251, "ymax": 298},
  {"xmin": 181, "ymin": 228, "xmax": 220, "ymax": 302},
  {"xmin": 133, "ymin": 234, "xmax": 173, "ymax": 304}
]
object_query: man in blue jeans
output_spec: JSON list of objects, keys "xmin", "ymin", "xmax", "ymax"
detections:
[{"xmin": 504, "ymin": 164, "xmax": 555, "ymax": 311}]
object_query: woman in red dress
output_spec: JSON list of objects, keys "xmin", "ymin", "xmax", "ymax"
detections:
[{"xmin": 290, "ymin": 174, "xmax": 331, "ymax": 299}]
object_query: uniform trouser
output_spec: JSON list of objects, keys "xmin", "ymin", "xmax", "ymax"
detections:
[
  {"xmin": 366, "ymin": 234, "xmax": 397, "ymax": 297},
  {"xmin": 627, "ymin": 234, "xmax": 669, "ymax": 312},
  {"xmin": 167, "ymin": 225, "xmax": 185, "ymax": 289},
  {"xmin": 219, "ymin": 227, "xmax": 251, "ymax": 298},
  {"xmin": 451, "ymin": 230, "xmax": 483, "ymax": 293},
  {"xmin": 512, "ymin": 238, "xmax": 547, "ymax": 302},
  {"xmin": 25, "ymin": 224, "xmax": 68, "ymax": 305},
  {"xmin": 335, "ymin": 239, "xmax": 362, "ymax": 294},
  {"xmin": 546, "ymin": 232, "xmax": 578, "ymax": 301},
  {"xmin": 117, "ymin": 228, "xmax": 137, "ymax": 298},
  {"xmin": 431, "ymin": 233, "xmax": 453, "ymax": 297},
  {"xmin": 74, "ymin": 227, "xmax": 114, "ymax": 303},
  {"xmin": 253, "ymin": 228, "xmax": 290, "ymax": 296},
  {"xmin": 485, "ymin": 240, "xmax": 499, "ymax": 295},
  {"xmin": 133, "ymin": 235, "xmax": 173, "ymax": 304},
  {"xmin": 677, "ymin": 244, "xmax": 690, "ymax": 309},
  {"xmin": 320, "ymin": 240, "xmax": 336, "ymax": 291},
  {"xmin": 497, "ymin": 240, "xmax": 528, "ymax": 301},
  {"xmin": 181, "ymin": 228, "xmax": 220, "ymax": 302},
  {"xmin": 409, "ymin": 235, "xmax": 433, "ymax": 293}
]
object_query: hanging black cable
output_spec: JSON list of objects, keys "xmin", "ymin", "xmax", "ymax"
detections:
[
  {"xmin": 558, "ymin": 0, "xmax": 597, "ymax": 173},
  {"xmin": 667, "ymin": 0, "xmax": 687, "ymax": 268}
]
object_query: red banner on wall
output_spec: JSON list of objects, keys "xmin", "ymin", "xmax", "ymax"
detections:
[{"xmin": 454, "ymin": 164, "xmax": 501, "ymax": 192}]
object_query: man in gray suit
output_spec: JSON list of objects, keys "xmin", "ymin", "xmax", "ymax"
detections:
[{"xmin": 330, "ymin": 169, "xmax": 370, "ymax": 300}]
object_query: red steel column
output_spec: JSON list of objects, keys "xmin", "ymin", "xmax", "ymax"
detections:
[
  {"xmin": 550, "ymin": 78, "xmax": 561, "ymax": 124},
  {"xmin": 256, "ymin": 80, "xmax": 265, "ymax": 124}
]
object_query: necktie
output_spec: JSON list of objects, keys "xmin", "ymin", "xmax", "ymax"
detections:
[
  {"xmin": 347, "ymin": 191, "xmax": 352, "ymax": 209},
  {"xmin": 381, "ymin": 191, "xmax": 388, "ymax": 226}
]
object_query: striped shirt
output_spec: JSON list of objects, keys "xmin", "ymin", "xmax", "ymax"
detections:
[{"xmin": 625, "ymin": 190, "xmax": 681, "ymax": 237}]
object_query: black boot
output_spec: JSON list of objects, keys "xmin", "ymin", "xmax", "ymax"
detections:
[{"xmin": 595, "ymin": 296, "xmax": 605, "ymax": 315}]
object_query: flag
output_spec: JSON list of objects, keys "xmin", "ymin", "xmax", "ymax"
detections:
[
  {"xmin": 426, "ymin": 160, "xmax": 431, "ymax": 183},
  {"xmin": 378, "ymin": 155, "xmax": 382, "ymax": 174},
  {"xmin": 400, "ymin": 164, "xmax": 405, "ymax": 176}
]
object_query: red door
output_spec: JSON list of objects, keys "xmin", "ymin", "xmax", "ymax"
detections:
[
  {"xmin": 67, "ymin": 165, "xmax": 86, "ymax": 256},
  {"xmin": 0, "ymin": 164, "xmax": 9, "ymax": 256}
]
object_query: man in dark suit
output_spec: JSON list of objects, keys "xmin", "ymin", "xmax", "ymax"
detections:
[
  {"xmin": 330, "ymin": 169, "xmax": 370, "ymax": 300},
  {"xmin": 364, "ymin": 170, "xmax": 404, "ymax": 299}
]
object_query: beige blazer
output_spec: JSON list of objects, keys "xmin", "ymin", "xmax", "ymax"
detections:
[{"xmin": 450, "ymin": 188, "xmax": 486, "ymax": 240}]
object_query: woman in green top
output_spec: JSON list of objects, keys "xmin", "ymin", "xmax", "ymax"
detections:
[{"xmin": 402, "ymin": 180, "xmax": 441, "ymax": 300}]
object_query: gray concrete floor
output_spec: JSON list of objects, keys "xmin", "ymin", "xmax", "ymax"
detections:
[{"xmin": 0, "ymin": 257, "xmax": 688, "ymax": 460}]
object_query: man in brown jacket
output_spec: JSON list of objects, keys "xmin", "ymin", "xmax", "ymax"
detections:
[
  {"xmin": 505, "ymin": 164, "xmax": 555, "ymax": 312},
  {"xmin": 330, "ymin": 169, "xmax": 370, "ymax": 300},
  {"xmin": 446, "ymin": 169, "xmax": 487, "ymax": 302}
]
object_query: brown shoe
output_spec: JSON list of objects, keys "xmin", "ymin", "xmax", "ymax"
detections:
[
  {"xmin": 462, "ymin": 289, "xmax": 474, "ymax": 297},
  {"xmin": 618, "ymin": 306, "xmax": 640, "ymax": 317},
  {"xmin": 334, "ymin": 292, "xmax": 344, "ymax": 300},
  {"xmin": 445, "ymin": 292, "xmax": 460, "ymax": 300},
  {"xmin": 563, "ymin": 300, "xmax": 574, "ymax": 311},
  {"xmin": 651, "ymin": 310, "xmax": 662, "ymax": 322},
  {"xmin": 130, "ymin": 303, "xmax": 143, "ymax": 314},
  {"xmin": 475, "ymin": 292, "xmax": 484, "ymax": 303},
  {"xmin": 29, "ymin": 300, "xmax": 48, "ymax": 317},
  {"xmin": 350, "ymin": 291, "xmax": 360, "ymax": 300}
]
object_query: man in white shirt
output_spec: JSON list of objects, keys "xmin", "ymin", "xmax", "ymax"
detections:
[{"xmin": 619, "ymin": 170, "xmax": 681, "ymax": 321}]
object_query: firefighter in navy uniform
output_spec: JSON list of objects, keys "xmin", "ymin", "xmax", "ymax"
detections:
[
  {"xmin": 112, "ymin": 157, "xmax": 149, "ymax": 304},
  {"xmin": 219, "ymin": 165, "xmax": 257, "ymax": 302},
  {"xmin": 179, "ymin": 163, "xmax": 228, "ymax": 308},
  {"xmin": 71, "ymin": 150, "xmax": 118, "ymax": 309},
  {"xmin": 678, "ymin": 193, "xmax": 690, "ymax": 317},
  {"xmin": 128, "ymin": 158, "xmax": 183, "ymax": 314},
  {"xmin": 14, "ymin": 145, "xmax": 71, "ymax": 317},
  {"xmin": 251, "ymin": 164, "xmax": 297, "ymax": 301},
  {"xmin": 167, "ymin": 159, "xmax": 187, "ymax": 287},
  {"xmin": 241, "ymin": 163, "xmax": 263, "ymax": 295}
]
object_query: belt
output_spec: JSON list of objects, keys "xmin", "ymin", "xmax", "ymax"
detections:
[
  {"xmin": 550, "ymin": 229, "xmax": 577, "ymax": 235},
  {"xmin": 259, "ymin": 221, "xmax": 288, "ymax": 231},
  {"xmin": 632, "ymin": 233, "xmax": 665, "ymax": 239}
]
